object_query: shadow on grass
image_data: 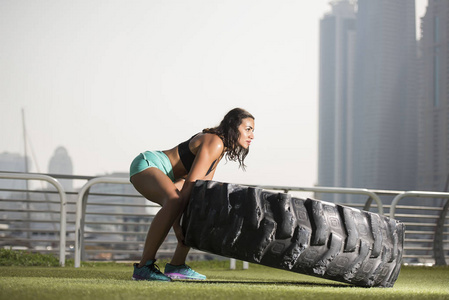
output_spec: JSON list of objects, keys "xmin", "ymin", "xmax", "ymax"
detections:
[
  {"xmin": 0, "ymin": 266, "xmax": 354, "ymax": 288},
  {"xmin": 176, "ymin": 279, "xmax": 352, "ymax": 288}
]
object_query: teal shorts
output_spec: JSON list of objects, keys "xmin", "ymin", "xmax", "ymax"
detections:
[{"xmin": 129, "ymin": 151, "xmax": 175, "ymax": 182}]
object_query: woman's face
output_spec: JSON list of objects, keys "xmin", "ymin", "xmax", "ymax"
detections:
[{"xmin": 237, "ymin": 117, "xmax": 255, "ymax": 149}]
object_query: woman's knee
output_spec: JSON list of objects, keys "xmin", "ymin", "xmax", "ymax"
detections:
[
  {"xmin": 162, "ymin": 194, "xmax": 184, "ymax": 210},
  {"xmin": 131, "ymin": 168, "xmax": 179, "ymax": 205}
]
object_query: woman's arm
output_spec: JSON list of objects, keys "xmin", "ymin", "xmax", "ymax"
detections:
[
  {"xmin": 173, "ymin": 134, "xmax": 224, "ymax": 242},
  {"xmin": 179, "ymin": 134, "xmax": 224, "ymax": 201}
]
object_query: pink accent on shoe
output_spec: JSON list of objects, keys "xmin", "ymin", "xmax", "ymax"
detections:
[{"xmin": 165, "ymin": 272, "xmax": 188, "ymax": 279}]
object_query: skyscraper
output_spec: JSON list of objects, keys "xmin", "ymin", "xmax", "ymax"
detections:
[
  {"xmin": 318, "ymin": 0, "xmax": 356, "ymax": 201},
  {"xmin": 418, "ymin": 0, "xmax": 449, "ymax": 192},
  {"xmin": 48, "ymin": 146, "xmax": 73, "ymax": 191},
  {"xmin": 351, "ymin": 0, "xmax": 418, "ymax": 192},
  {"xmin": 318, "ymin": 0, "xmax": 419, "ymax": 200},
  {"xmin": 0, "ymin": 152, "xmax": 28, "ymax": 199}
]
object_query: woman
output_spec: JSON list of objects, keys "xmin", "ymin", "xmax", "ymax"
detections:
[{"xmin": 129, "ymin": 108, "xmax": 255, "ymax": 281}]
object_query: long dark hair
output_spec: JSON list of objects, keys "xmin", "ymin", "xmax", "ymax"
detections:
[{"xmin": 203, "ymin": 108, "xmax": 254, "ymax": 170}]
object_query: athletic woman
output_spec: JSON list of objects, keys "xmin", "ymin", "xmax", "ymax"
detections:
[{"xmin": 129, "ymin": 108, "xmax": 255, "ymax": 281}]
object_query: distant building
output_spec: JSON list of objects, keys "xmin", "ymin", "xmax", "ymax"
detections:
[
  {"xmin": 417, "ymin": 0, "xmax": 449, "ymax": 192},
  {"xmin": 318, "ymin": 0, "xmax": 356, "ymax": 202},
  {"xmin": 48, "ymin": 146, "xmax": 73, "ymax": 191},
  {"xmin": 0, "ymin": 152, "xmax": 30, "ymax": 243},
  {"xmin": 351, "ymin": 0, "xmax": 418, "ymax": 192},
  {"xmin": 0, "ymin": 152, "xmax": 29, "ymax": 199},
  {"xmin": 318, "ymin": 0, "xmax": 419, "ymax": 203}
]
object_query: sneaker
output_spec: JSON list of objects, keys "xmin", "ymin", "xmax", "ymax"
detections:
[
  {"xmin": 132, "ymin": 260, "xmax": 172, "ymax": 282},
  {"xmin": 164, "ymin": 263, "xmax": 206, "ymax": 280}
]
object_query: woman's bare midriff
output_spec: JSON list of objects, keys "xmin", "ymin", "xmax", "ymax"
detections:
[{"xmin": 163, "ymin": 147, "xmax": 187, "ymax": 180}]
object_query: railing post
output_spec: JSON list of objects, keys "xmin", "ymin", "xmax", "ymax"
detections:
[
  {"xmin": 0, "ymin": 172, "xmax": 67, "ymax": 266},
  {"xmin": 80, "ymin": 187, "xmax": 90, "ymax": 262},
  {"xmin": 391, "ymin": 191, "xmax": 449, "ymax": 265},
  {"xmin": 363, "ymin": 196, "xmax": 373, "ymax": 212},
  {"xmin": 434, "ymin": 198, "xmax": 449, "ymax": 266},
  {"xmin": 74, "ymin": 176, "xmax": 131, "ymax": 268},
  {"xmin": 229, "ymin": 259, "xmax": 249, "ymax": 270},
  {"xmin": 389, "ymin": 193, "xmax": 405, "ymax": 219},
  {"xmin": 230, "ymin": 258, "xmax": 236, "ymax": 269}
]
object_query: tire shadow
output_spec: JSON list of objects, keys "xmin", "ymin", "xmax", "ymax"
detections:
[{"xmin": 174, "ymin": 280, "xmax": 353, "ymax": 288}]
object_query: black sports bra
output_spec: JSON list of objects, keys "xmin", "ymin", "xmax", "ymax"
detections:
[
  {"xmin": 177, "ymin": 134, "xmax": 217, "ymax": 175},
  {"xmin": 178, "ymin": 135, "xmax": 197, "ymax": 172}
]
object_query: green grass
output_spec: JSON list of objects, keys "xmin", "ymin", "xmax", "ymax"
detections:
[
  {"xmin": 0, "ymin": 250, "xmax": 448, "ymax": 300},
  {"xmin": 0, "ymin": 248, "xmax": 61, "ymax": 267}
]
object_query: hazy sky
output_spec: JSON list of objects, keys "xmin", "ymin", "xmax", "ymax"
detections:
[{"xmin": 0, "ymin": 0, "xmax": 428, "ymax": 189}]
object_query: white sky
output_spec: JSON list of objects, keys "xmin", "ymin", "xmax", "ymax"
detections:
[{"xmin": 0, "ymin": 0, "xmax": 428, "ymax": 188}]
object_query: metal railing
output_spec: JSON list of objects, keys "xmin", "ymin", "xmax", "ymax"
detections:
[
  {"xmin": 0, "ymin": 172, "xmax": 67, "ymax": 266},
  {"xmin": 75, "ymin": 177, "xmax": 130, "ymax": 268},
  {"xmin": 390, "ymin": 191, "xmax": 449, "ymax": 265},
  {"xmin": 256, "ymin": 185, "xmax": 384, "ymax": 215},
  {"xmin": 1, "ymin": 172, "xmax": 448, "ymax": 266}
]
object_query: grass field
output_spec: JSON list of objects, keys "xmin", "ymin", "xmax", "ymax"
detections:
[{"xmin": 1, "ymin": 258, "xmax": 449, "ymax": 300}]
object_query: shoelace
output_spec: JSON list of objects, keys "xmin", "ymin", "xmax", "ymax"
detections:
[
  {"xmin": 149, "ymin": 263, "xmax": 163, "ymax": 274},
  {"xmin": 182, "ymin": 264, "xmax": 195, "ymax": 274}
]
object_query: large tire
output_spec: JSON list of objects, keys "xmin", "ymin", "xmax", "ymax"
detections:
[{"xmin": 182, "ymin": 180, "xmax": 405, "ymax": 287}]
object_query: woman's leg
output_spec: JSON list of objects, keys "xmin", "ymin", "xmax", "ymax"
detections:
[
  {"xmin": 130, "ymin": 168, "xmax": 184, "ymax": 267},
  {"xmin": 170, "ymin": 179, "xmax": 191, "ymax": 265},
  {"xmin": 170, "ymin": 242, "xmax": 191, "ymax": 265}
]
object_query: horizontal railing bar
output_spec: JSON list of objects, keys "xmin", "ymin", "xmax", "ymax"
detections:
[
  {"xmin": 404, "ymin": 231, "xmax": 448, "ymax": 236},
  {"xmin": 403, "ymin": 255, "xmax": 433, "ymax": 258},
  {"xmin": 402, "ymin": 222, "xmax": 444, "ymax": 227},
  {"xmin": 84, "ymin": 240, "xmax": 176, "ymax": 245},
  {"xmin": 404, "ymin": 247, "xmax": 433, "ymax": 251},
  {"xmin": 405, "ymin": 239, "xmax": 436, "ymax": 243},
  {"xmin": 1, "ymin": 220, "xmax": 151, "ymax": 227},
  {"xmin": 404, "ymin": 225, "xmax": 448, "ymax": 229},
  {"xmin": 83, "ymin": 212, "xmax": 154, "ymax": 217},
  {"xmin": 83, "ymin": 249, "xmax": 205, "ymax": 254},
  {"xmin": 1, "ymin": 237, "xmax": 76, "ymax": 242},
  {"xmin": 81, "ymin": 192, "xmax": 141, "ymax": 198},
  {"xmin": 405, "ymin": 231, "xmax": 436, "ymax": 235},
  {"xmin": 84, "ymin": 231, "xmax": 175, "ymax": 237},
  {"xmin": 0, "ymin": 209, "xmax": 61, "ymax": 214},
  {"xmin": 1, "ymin": 198, "xmax": 150, "ymax": 208},
  {"xmin": 85, "ymin": 202, "xmax": 158, "ymax": 208},
  {"xmin": 1, "ymin": 238, "xmax": 63, "ymax": 243},
  {"xmin": 403, "ymin": 247, "xmax": 449, "ymax": 251},
  {"xmin": 394, "ymin": 205, "xmax": 444, "ymax": 211},
  {"xmin": 84, "ymin": 231, "xmax": 150, "ymax": 236},
  {"xmin": 21, "ymin": 249, "xmax": 63, "ymax": 253},
  {"xmin": 83, "ymin": 221, "xmax": 152, "ymax": 226},
  {"xmin": 0, "ymin": 219, "xmax": 66, "ymax": 223},
  {"xmin": 0, "ymin": 171, "xmax": 95, "ymax": 181},
  {"xmin": 342, "ymin": 205, "xmax": 366, "ymax": 209},
  {"xmin": 394, "ymin": 214, "xmax": 439, "ymax": 219},
  {"xmin": 1, "ymin": 229, "xmax": 74, "ymax": 234},
  {"xmin": 0, "ymin": 190, "xmax": 143, "ymax": 200},
  {"xmin": 0, "ymin": 189, "xmax": 78, "ymax": 197},
  {"xmin": 0, "ymin": 198, "xmax": 66, "ymax": 205}
]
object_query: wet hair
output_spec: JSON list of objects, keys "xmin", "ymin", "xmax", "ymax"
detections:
[{"xmin": 203, "ymin": 108, "xmax": 254, "ymax": 170}]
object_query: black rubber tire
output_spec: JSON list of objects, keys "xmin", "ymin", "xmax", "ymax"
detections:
[{"xmin": 182, "ymin": 180, "xmax": 405, "ymax": 287}]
